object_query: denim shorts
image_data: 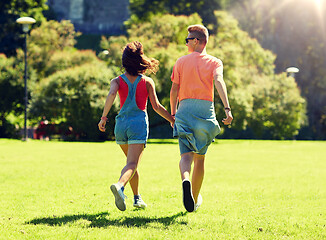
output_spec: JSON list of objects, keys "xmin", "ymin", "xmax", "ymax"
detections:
[
  {"xmin": 173, "ymin": 99, "xmax": 221, "ymax": 155},
  {"xmin": 114, "ymin": 115, "xmax": 148, "ymax": 145}
]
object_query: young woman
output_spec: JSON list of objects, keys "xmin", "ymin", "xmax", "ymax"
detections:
[{"xmin": 98, "ymin": 41, "xmax": 174, "ymax": 211}]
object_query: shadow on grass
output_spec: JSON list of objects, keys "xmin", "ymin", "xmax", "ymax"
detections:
[{"xmin": 26, "ymin": 211, "xmax": 188, "ymax": 228}]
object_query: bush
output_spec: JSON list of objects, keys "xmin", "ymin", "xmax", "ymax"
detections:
[
  {"xmin": 30, "ymin": 60, "xmax": 117, "ymax": 141},
  {"xmin": 0, "ymin": 54, "xmax": 24, "ymax": 138}
]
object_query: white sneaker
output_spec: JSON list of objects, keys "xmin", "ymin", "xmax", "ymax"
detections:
[
  {"xmin": 194, "ymin": 193, "xmax": 203, "ymax": 211},
  {"xmin": 133, "ymin": 195, "xmax": 147, "ymax": 209},
  {"xmin": 110, "ymin": 183, "xmax": 126, "ymax": 211}
]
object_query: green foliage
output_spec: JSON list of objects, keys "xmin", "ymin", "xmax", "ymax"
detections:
[
  {"xmin": 102, "ymin": 13, "xmax": 201, "ymax": 96},
  {"xmin": 0, "ymin": 54, "xmax": 24, "ymax": 137},
  {"xmin": 45, "ymin": 49, "xmax": 100, "ymax": 77},
  {"xmin": 128, "ymin": 0, "xmax": 227, "ymax": 32},
  {"xmin": 4, "ymin": 0, "xmax": 48, "ymax": 22},
  {"xmin": 301, "ymin": 44, "xmax": 326, "ymax": 139},
  {"xmin": 99, "ymin": 36, "xmax": 128, "ymax": 67},
  {"xmin": 30, "ymin": 58, "xmax": 117, "ymax": 141},
  {"xmin": 13, "ymin": 20, "xmax": 121, "ymax": 141},
  {"xmin": 75, "ymin": 34, "xmax": 103, "ymax": 53},
  {"xmin": 16, "ymin": 20, "xmax": 80, "ymax": 79},
  {"xmin": 229, "ymin": 0, "xmax": 326, "ymax": 139},
  {"xmin": 2, "ymin": 20, "xmax": 90, "ymax": 139},
  {"xmin": 248, "ymin": 74, "xmax": 306, "ymax": 139},
  {"xmin": 208, "ymin": 11, "xmax": 306, "ymax": 139},
  {"xmin": 0, "ymin": 55, "xmax": 24, "ymax": 117},
  {"xmin": 0, "ymin": 0, "xmax": 48, "ymax": 56}
]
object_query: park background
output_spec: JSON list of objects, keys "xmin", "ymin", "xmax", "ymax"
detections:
[
  {"xmin": 1, "ymin": 0, "xmax": 325, "ymax": 141},
  {"xmin": 1, "ymin": 1, "xmax": 326, "ymax": 239}
]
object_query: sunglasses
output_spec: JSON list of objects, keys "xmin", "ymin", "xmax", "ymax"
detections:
[{"xmin": 185, "ymin": 37, "xmax": 199, "ymax": 43}]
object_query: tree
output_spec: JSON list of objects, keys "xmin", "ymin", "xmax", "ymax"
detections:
[
  {"xmin": 210, "ymin": 11, "xmax": 306, "ymax": 139},
  {"xmin": 128, "ymin": 0, "xmax": 227, "ymax": 32},
  {"xmin": 16, "ymin": 20, "xmax": 80, "ymax": 79},
  {"xmin": 0, "ymin": 54, "xmax": 24, "ymax": 137},
  {"xmin": 7, "ymin": 19, "xmax": 115, "ymax": 141},
  {"xmin": 229, "ymin": 0, "xmax": 326, "ymax": 139},
  {"xmin": 0, "ymin": 0, "xmax": 48, "ymax": 56},
  {"xmin": 30, "ymin": 56, "xmax": 117, "ymax": 141}
]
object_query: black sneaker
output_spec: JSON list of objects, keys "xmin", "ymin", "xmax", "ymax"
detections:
[{"xmin": 182, "ymin": 179, "xmax": 195, "ymax": 212}]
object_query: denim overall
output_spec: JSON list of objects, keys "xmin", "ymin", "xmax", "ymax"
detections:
[{"xmin": 114, "ymin": 74, "xmax": 149, "ymax": 145}]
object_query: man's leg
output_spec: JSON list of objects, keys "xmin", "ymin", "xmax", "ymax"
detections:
[
  {"xmin": 179, "ymin": 152, "xmax": 194, "ymax": 180},
  {"xmin": 192, "ymin": 153, "xmax": 205, "ymax": 203},
  {"xmin": 179, "ymin": 151, "xmax": 196, "ymax": 212}
]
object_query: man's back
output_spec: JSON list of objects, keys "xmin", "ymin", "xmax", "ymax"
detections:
[{"xmin": 171, "ymin": 52, "xmax": 222, "ymax": 102}]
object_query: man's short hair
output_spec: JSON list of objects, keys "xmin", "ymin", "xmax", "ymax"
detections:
[{"xmin": 187, "ymin": 25, "xmax": 209, "ymax": 44}]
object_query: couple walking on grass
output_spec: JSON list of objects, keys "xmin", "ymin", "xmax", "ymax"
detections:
[{"xmin": 98, "ymin": 24, "xmax": 233, "ymax": 212}]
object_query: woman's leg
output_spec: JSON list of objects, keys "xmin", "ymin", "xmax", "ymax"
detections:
[
  {"xmin": 118, "ymin": 144, "xmax": 144, "ymax": 187},
  {"xmin": 110, "ymin": 144, "xmax": 144, "ymax": 211},
  {"xmin": 129, "ymin": 170, "xmax": 139, "ymax": 196},
  {"xmin": 119, "ymin": 144, "xmax": 140, "ymax": 196}
]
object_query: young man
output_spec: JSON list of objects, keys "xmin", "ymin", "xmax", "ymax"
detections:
[{"xmin": 170, "ymin": 25, "xmax": 233, "ymax": 212}]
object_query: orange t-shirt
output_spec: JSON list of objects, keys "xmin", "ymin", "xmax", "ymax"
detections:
[{"xmin": 171, "ymin": 52, "xmax": 222, "ymax": 102}]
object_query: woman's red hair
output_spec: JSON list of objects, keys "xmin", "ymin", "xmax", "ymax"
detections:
[{"xmin": 122, "ymin": 41, "xmax": 159, "ymax": 76}]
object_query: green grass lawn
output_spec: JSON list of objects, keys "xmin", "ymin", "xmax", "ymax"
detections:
[{"xmin": 0, "ymin": 139, "xmax": 325, "ymax": 239}]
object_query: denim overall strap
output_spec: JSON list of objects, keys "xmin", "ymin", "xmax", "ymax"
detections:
[
  {"xmin": 115, "ymin": 74, "xmax": 149, "ymax": 145},
  {"xmin": 119, "ymin": 74, "xmax": 143, "ymax": 115}
]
